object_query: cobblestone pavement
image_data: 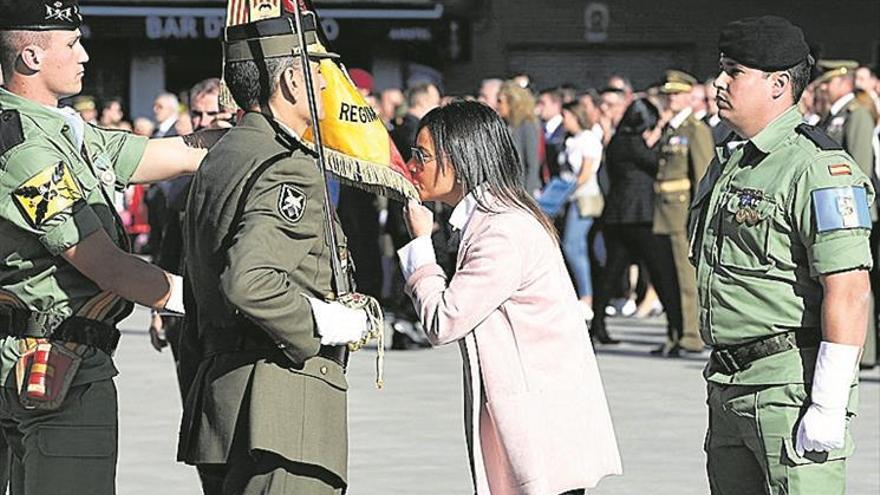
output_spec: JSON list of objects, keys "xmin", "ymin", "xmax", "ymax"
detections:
[{"xmin": 116, "ymin": 308, "xmax": 879, "ymax": 494}]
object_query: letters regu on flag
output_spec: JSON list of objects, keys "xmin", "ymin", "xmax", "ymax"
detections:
[{"xmin": 224, "ymin": 0, "xmax": 418, "ymax": 200}]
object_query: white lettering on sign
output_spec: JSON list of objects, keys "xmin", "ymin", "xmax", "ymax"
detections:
[
  {"xmin": 145, "ymin": 16, "xmax": 225, "ymax": 39},
  {"xmin": 388, "ymin": 27, "xmax": 432, "ymax": 42}
]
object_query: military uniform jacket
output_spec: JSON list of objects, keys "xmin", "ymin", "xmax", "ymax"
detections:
[
  {"xmin": 653, "ymin": 110, "xmax": 714, "ymax": 234},
  {"xmin": 179, "ymin": 112, "xmax": 349, "ymax": 483},
  {"xmin": 820, "ymin": 94, "xmax": 878, "ymax": 219},
  {"xmin": 689, "ymin": 106, "xmax": 873, "ymax": 386},
  {"xmin": 0, "ymin": 87, "xmax": 147, "ymax": 387}
]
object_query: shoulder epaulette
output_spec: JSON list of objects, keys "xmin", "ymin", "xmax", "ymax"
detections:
[
  {"xmin": 795, "ymin": 123, "xmax": 843, "ymax": 151},
  {"xmin": 0, "ymin": 109, "xmax": 25, "ymax": 156}
]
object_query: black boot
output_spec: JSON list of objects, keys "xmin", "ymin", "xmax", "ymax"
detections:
[{"xmin": 589, "ymin": 319, "xmax": 620, "ymax": 345}]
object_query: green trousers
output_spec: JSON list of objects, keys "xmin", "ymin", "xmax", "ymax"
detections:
[
  {"xmin": 0, "ymin": 380, "xmax": 118, "ymax": 495},
  {"xmin": 198, "ymin": 450, "xmax": 345, "ymax": 495},
  {"xmin": 671, "ymin": 231, "xmax": 704, "ymax": 351},
  {"xmin": 705, "ymin": 382, "xmax": 855, "ymax": 495}
]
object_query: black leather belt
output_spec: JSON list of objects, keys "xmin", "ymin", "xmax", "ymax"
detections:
[
  {"xmin": 710, "ymin": 330, "xmax": 822, "ymax": 374},
  {"xmin": 317, "ymin": 344, "xmax": 349, "ymax": 368},
  {"xmin": 0, "ymin": 311, "xmax": 120, "ymax": 355}
]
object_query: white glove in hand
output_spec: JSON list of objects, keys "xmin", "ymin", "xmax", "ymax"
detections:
[
  {"xmin": 161, "ymin": 274, "xmax": 186, "ymax": 315},
  {"xmin": 307, "ymin": 297, "xmax": 369, "ymax": 346},
  {"xmin": 795, "ymin": 341, "xmax": 861, "ymax": 457}
]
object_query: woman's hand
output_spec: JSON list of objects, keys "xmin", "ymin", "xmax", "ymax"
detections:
[{"xmin": 404, "ymin": 199, "xmax": 434, "ymax": 238}]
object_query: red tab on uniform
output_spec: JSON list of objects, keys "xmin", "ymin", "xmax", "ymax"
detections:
[{"xmin": 828, "ymin": 164, "xmax": 852, "ymax": 176}]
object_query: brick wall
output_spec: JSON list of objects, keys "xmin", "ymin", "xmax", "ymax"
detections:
[{"xmin": 444, "ymin": 0, "xmax": 880, "ymax": 94}]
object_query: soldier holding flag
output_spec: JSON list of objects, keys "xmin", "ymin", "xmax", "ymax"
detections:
[{"xmin": 179, "ymin": 4, "xmax": 388, "ymax": 493}]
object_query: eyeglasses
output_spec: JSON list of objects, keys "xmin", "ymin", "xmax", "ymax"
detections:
[{"xmin": 411, "ymin": 147, "xmax": 434, "ymax": 167}]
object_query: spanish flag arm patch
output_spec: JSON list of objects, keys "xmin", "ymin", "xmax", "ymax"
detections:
[
  {"xmin": 827, "ymin": 163, "xmax": 852, "ymax": 176},
  {"xmin": 11, "ymin": 162, "xmax": 84, "ymax": 228}
]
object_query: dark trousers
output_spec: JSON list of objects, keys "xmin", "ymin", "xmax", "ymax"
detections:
[{"xmin": 591, "ymin": 223, "xmax": 682, "ymax": 337}]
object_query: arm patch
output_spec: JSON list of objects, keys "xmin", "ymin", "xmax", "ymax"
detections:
[
  {"xmin": 796, "ymin": 124, "xmax": 843, "ymax": 151},
  {"xmin": 0, "ymin": 110, "xmax": 25, "ymax": 157},
  {"xmin": 12, "ymin": 162, "xmax": 84, "ymax": 228},
  {"xmin": 812, "ymin": 186, "xmax": 871, "ymax": 233}
]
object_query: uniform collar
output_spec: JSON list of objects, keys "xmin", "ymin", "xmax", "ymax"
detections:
[
  {"xmin": 749, "ymin": 105, "xmax": 802, "ymax": 155},
  {"xmin": 668, "ymin": 107, "xmax": 693, "ymax": 130},
  {"xmin": 829, "ymin": 93, "xmax": 855, "ymax": 117},
  {"xmin": 0, "ymin": 86, "xmax": 68, "ymax": 136}
]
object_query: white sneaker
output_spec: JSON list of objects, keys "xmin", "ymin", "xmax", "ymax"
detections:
[{"xmin": 620, "ymin": 298, "xmax": 637, "ymax": 317}]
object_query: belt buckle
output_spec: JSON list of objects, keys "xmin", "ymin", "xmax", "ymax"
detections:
[{"xmin": 713, "ymin": 348, "xmax": 741, "ymax": 374}]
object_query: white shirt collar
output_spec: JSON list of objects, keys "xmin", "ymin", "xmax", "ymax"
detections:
[
  {"xmin": 830, "ymin": 93, "xmax": 855, "ymax": 117},
  {"xmin": 46, "ymin": 105, "xmax": 85, "ymax": 150},
  {"xmin": 157, "ymin": 115, "xmax": 178, "ymax": 134},
  {"xmin": 449, "ymin": 186, "xmax": 489, "ymax": 232},
  {"xmin": 545, "ymin": 114, "xmax": 563, "ymax": 136},
  {"xmin": 693, "ymin": 109, "xmax": 707, "ymax": 121},
  {"xmin": 669, "ymin": 107, "xmax": 693, "ymax": 130}
]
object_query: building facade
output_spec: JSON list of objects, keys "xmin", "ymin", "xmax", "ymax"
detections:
[{"xmin": 443, "ymin": 0, "xmax": 880, "ymax": 94}]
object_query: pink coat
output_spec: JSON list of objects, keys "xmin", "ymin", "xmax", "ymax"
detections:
[{"xmin": 405, "ymin": 202, "xmax": 622, "ymax": 495}]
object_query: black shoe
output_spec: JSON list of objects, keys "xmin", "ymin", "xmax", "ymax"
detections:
[
  {"xmin": 590, "ymin": 323, "xmax": 620, "ymax": 345},
  {"xmin": 391, "ymin": 330, "xmax": 416, "ymax": 350},
  {"xmin": 651, "ymin": 343, "xmax": 682, "ymax": 358}
]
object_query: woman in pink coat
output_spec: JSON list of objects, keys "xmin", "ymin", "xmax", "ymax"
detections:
[{"xmin": 399, "ymin": 101, "xmax": 622, "ymax": 495}]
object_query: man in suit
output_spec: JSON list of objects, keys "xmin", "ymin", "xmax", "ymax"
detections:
[
  {"xmin": 538, "ymin": 87, "xmax": 567, "ymax": 180},
  {"xmin": 817, "ymin": 59, "xmax": 878, "ymax": 369},
  {"xmin": 652, "ymin": 70, "xmax": 714, "ymax": 356}
]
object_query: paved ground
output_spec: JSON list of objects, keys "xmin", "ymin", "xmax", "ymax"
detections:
[{"xmin": 115, "ymin": 308, "xmax": 879, "ymax": 494}]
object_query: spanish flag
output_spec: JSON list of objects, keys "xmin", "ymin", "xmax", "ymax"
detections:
[{"xmin": 224, "ymin": 0, "xmax": 417, "ymax": 201}]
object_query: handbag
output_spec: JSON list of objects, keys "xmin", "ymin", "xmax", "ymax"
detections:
[{"xmin": 575, "ymin": 192, "xmax": 604, "ymax": 217}]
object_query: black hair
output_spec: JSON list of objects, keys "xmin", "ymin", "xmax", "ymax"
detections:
[
  {"xmin": 225, "ymin": 56, "xmax": 298, "ymax": 110},
  {"xmin": 786, "ymin": 57, "xmax": 814, "ymax": 103},
  {"xmin": 417, "ymin": 101, "xmax": 558, "ymax": 241},
  {"xmin": 618, "ymin": 98, "xmax": 659, "ymax": 135}
]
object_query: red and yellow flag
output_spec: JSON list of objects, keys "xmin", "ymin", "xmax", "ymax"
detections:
[{"xmin": 224, "ymin": 0, "xmax": 417, "ymax": 200}]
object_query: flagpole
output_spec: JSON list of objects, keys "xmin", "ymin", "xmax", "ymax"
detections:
[{"xmin": 288, "ymin": 3, "xmax": 348, "ymax": 298}]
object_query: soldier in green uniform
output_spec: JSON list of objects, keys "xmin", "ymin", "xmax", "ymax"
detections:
[
  {"xmin": 690, "ymin": 16, "xmax": 871, "ymax": 494},
  {"xmin": 0, "ymin": 1, "xmax": 216, "ymax": 493},
  {"xmin": 652, "ymin": 70, "xmax": 714, "ymax": 356},
  {"xmin": 179, "ymin": 14, "xmax": 375, "ymax": 495},
  {"xmin": 816, "ymin": 59, "xmax": 878, "ymax": 369}
]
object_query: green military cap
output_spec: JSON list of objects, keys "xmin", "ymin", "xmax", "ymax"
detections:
[
  {"xmin": 223, "ymin": 13, "xmax": 339, "ymax": 64},
  {"xmin": 661, "ymin": 70, "xmax": 698, "ymax": 94},
  {"xmin": 719, "ymin": 15, "xmax": 811, "ymax": 71},
  {"xmin": 814, "ymin": 59, "xmax": 860, "ymax": 84},
  {"xmin": 0, "ymin": 0, "xmax": 83, "ymax": 31}
]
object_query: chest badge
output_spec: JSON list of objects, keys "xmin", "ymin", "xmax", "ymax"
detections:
[
  {"xmin": 734, "ymin": 189, "xmax": 764, "ymax": 226},
  {"xmin": 278, "ymin": 184, "xmax": 306, "ymax": 224}
]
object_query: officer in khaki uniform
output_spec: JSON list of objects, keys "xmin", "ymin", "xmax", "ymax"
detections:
[
  {"xmin": 179, "ymin": 14, "xmax": 375, "ymax": 495},
  {"xmin": 816, "ymin": 60, "xmax": 879, "ymax": 369},
  {"xmin": 652, "ymin": 70, "xmax": 714, "ymax": 356},
  {"xmin": 0, "ymin": 2, "xmax": 213, "ymax": 493},
  {"xmin": 691, "ymin": 16, "xmax": 871, "ymax": 494}
]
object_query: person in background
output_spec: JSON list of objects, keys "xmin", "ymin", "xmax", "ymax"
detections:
[
  {"xmin": 578, "ymin": 89, "xmax": 605, "ymax": 142},
  {"xmin": 855, "ymin": 65, "xmax": 880, "ymax": 114},
  {"xmin": 71, "ymin": 94, "xmax": 97, "ymax": 124},
  {"xmin": 538, "ymin": 87, "xmax": 567, "ymax": 183},
  {"xmin": 498, "ymin": 80, "xmax": 542, "ymax": 195},
  {"xmin": 400, "ymin": 101, "xmax": 621, "ymax": 495},
  {"xmin": 478, "ymin": 77, "xmax": 503, "ymax": 112},
  {"xmin": 599, "ymin": 87, "xmax": 627, "ymax": 145},
  {"xmin": 133, "ymin": 116, "xmax": 155, "ymax": 137},
  {"xmin": 559, "ymin": 101, "xmax": 604, "ymax": 322},
  {"xmin": 152, "ymin": 92, "xmax": 179, "ymax": 138},
  {"xmin": 607, "ymin": 73, "xmax": 634, "ymax": 106},
  {"xmin": 378, "ymin": 87, "xmax": 404, "ymax": 129},
  {"xmin": 99, "ymin": 97, "xmax": 130, "ymax": 130}
]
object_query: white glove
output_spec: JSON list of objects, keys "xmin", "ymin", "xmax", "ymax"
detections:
[
  {"xmin": 161, "ymin": 274, "xmax": 185, "ymax": 315},
  {"xmin": 307, "ymin": 297, "xmax": 369, "ymax": 346},
  {"xmin": 795, "ymin": 341, "xmax": 861, "ymax": 457}
]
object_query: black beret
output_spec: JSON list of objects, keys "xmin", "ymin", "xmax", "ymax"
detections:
[
  {"xmin": 719, "ymin": 15, "xmax": 810, "ymax": 71},
  {"xmin": 0, "ymin": 0, "xmax": 83, "ymax": 31}
]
